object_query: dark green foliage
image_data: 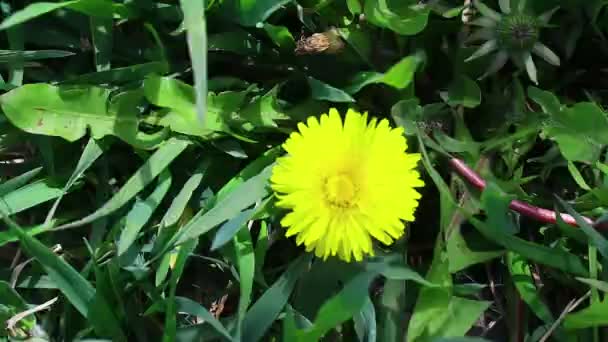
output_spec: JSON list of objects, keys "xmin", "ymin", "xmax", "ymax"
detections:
[{"xmin": 1, "ymin": 0, "xmax": 608, "ymax": 341}]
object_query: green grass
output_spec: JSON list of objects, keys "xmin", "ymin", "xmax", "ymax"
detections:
[{"xmin": 1, "ymin": 0, "xmax": 608, "ymax": 341}]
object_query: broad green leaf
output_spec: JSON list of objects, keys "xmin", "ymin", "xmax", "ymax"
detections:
[
  {"xmin": 441, "ymin": 75, "xmax": 482, "ymax": 108},
  {"xmin": 54, "ymin": 138, "xmax": 190, "ymax": 230},
  {"xmin": 0, "ymin": 0, "xmax": 134, "ymax": 30},
  {"xmin": 180, "ymin": 0, "xmax": 207, "ymax": 124},
  {"xmin": 307, "ymin": 77, "xmax": 355, "ymax": 103},
  {"xmin": 263, "ymin": 24, "xmax": 296, "ymax": 51},
  {"xmin": 236, "ymin": 86, "xmax": 290, "ymax": 131},
  {"xmin": 344, "ymin": 54, "xmax": 422, "ymax": 94},
  {"xmin": 117, "ymin": 170, "xmax": 172, "ymax": 255},
  {"xmin": 143, "ymin": 75, "xmax": 247, "ymax": 138},
  {"xmin": 407, "ymin": 238, "xmax": 452, "ymax": 342},
  {"xmin": 446, "ymin": 229, "xmax": 504, "ymax": 273},
  {"xmin": 0, "ymin": 84, "xmax": 162, "ymax": 148},
  {"xmin": 242, "ymin": 254, "xmax": 311, "ymax": 342},
  {"xmin": 364, "ymin": 0, "xmax": 430, "ymax": 35},
  {"xmin": 529, "ymin": 87, "xmax": 608, "ymax": 162},
  {"xmin": 528, "ymin": 86, "xmax": 562, "ymax": 115},
  {"xmin": 431, "ymin": 297, "xmax": 490, "ymax": 337}
]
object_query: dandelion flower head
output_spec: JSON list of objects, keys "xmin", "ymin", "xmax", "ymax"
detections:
[{"xmin": 271, "ymin": 108, "xmax": 424, "ymax": 262}]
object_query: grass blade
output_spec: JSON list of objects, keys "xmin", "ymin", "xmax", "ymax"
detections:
[
  {"xmin": 242, "ymin": 254, "xmax": 312, "ymax": 342},
  {"xmin": 45, "ymin": 137, "xmax": 105, "ymax": 225},
  {"xmin": 54, "ymin": 137, "xmax": 189, "ymax": 230},
  {"xmin": 179, "ymin": 0, "xmax": 207, "ymax": 124},
  {"xmin": 117, "ymin": 170, "xmax": 172, "ymax": 255}
]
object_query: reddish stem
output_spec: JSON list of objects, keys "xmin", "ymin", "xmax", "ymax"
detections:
[{"xmin": 448, "ymin": 158, "xmax": 608, "ymax": 230}]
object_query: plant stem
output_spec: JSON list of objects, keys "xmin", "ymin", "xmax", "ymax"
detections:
[{"xmin": 448, "ymin": 158, "xmax": 608, "ymax": 230}]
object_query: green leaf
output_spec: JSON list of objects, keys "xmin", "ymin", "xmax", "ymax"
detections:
[
  {"xmin": 159, "ymin": 163, "xmax": 207, "ymax": 228},
  {"xmin": 211, "ymin": 208, "xmax": 256, "ymax": 251},
  {"xmin": 179, "ymin": 0, "xmax": 207, "ymax": 124},
  {"xmin": 353, "ymin": 296, "xmax": 376, "ymax": 342},
  {"xmin": 345, "ymin": 54, "xmax": 422, "ymax": 94},
  {"xmin": 0, "ymin": 49, "xmax": 74, "ymax": 63},
  {"xmin": 529, "ymin": 87, "xmax": 608, "ymax": 162},
  {"xmin": 173, "ymin": 164, "xmax": 273, "ymax": 245},
  {"xmin": 174, "ymin": 296, "xmax": 233, "ymax": 341},
  {"xmin": 0, "ymin": 179, "xmax": 64, "ymax": 217},
  {"xmin": 0, "ymin": 281, "xmax": 34, "ymax": 333},
  {"xmin": 556, "ymin": 197, "xmax": 608, "ymax": 260},
  {"xmin": 441, "ymin": 75, "xmax": 482, "ymax": 108},
  {"xmin": 470, "ymin": 183, "xmax": 588, "ymax": 276},
  {"xmin": 293, "ymin": 271, "xmax": 378, "ymax": 341},
  {"xmin": 407, "ymin": 238, "xmax": 452, "ymax": 342},
  {"xmin": 307, "ymin": 77, "xmax": 355, "ymax": 103},
  {"xmin": 63, "ymin": 62, "xmax": 169, "ymax": 85},
  {"xmin": 1, "ymin": 214, "xmax": 125, "ymax": 340},
  {"xmin": 564, "ymin": 300, "xmax": 608, "ymax": 329},
  {"xmin": 117, "ymin": 170, "xmax": 172, "ymax": 255},
  {"xmin": 0, "ymin": 0, "xmax": 134, "ymax": 30},
  {"xmin": 55, "ymin": 137, "xmax": 190, "ymax": 230},
  {"xmin": 528, "ymin": 86, "xmax": 562, "ymax": 115},
  {"xmin": 242, "ymin": 255, "xmax": 312, "ymax": 342},
  {"xmin": 45, "ymin": 137, "xmax": 105, "ymax": 224},
  {"xmin": 0, "ymin": 84, "xmax": 162, "ymax": 147},
  {"xmin": 576, "ymin": 277, "xmax": 608, "ymax": 292},
  {"xmin": 507, "ymin": 253, "xmax": 554, "ymax": 324},
  {"xmin": 263, "ymin": 24, "xmax": 295, "ymax": 51},
  {"xmin": 143, "ymin": 75, "xmax": 247, "ymax": 138},
  {"xmin": 364, "ymin": 0, "xmax": 430, "ymax": 35},
  {"xmin": 0, "ymin": 221, "xmax": 54, "ymax": 248},
  {"xmin": 163, "ymin": 239, "xmax": 198, "ymax": 342},
  {"xmin": 0, "ymin": 167, "xmax": 42, "ymax": 197},
  {"xmin": 236, "ymin": 86, "xmax": 290, "ymax": 131},
  {"xmin": 233, "ymin": 227, "xmax": 256, "ymax": 339}
]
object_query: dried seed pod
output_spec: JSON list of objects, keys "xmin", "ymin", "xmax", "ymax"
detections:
[{"xmin": 295, "ymin": 28, "xmax": 344, "ymax": 55}]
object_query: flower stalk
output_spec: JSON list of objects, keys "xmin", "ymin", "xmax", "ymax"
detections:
[{"xmin": 449, "ymin": 158, "xmax": 608, "ymax": 230}]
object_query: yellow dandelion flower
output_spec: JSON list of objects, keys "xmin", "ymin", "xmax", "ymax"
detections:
[{"xmin": 270, "ymin": 108, "xmax": 424, "ymax": 262}]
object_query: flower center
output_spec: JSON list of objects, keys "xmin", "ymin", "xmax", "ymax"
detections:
[
  {"xmin": 324, "ymin": 174, "xmax": 357, "ymax": 208},
  {"xmin": 495, "ymin": 14, "xmax": 539, "ymax": 51}
]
